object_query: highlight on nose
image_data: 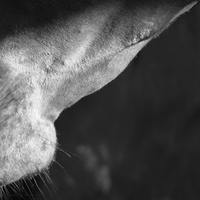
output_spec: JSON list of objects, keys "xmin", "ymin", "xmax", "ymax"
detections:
[
  {"xmin": 0, "ymin": 72, "xmax": 57, "ymax": 186},
  {"xmin": 0, "ymin": 112, "xmax": 57, "ymax": 186}
]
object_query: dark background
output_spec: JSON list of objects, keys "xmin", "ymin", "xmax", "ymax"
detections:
[{"xmin": 10, "ymin": 4, "xmax": 200, "ymax": 200}]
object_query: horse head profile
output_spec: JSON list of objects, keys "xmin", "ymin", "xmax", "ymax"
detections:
[{"xmin": 0, "ymin": 0, "xmax": 199, "ymax": 190}]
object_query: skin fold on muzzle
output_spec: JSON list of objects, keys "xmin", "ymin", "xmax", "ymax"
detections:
[{"xmin": 0, "ymin": 0, "xmax": 199, "ymax": 187}]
